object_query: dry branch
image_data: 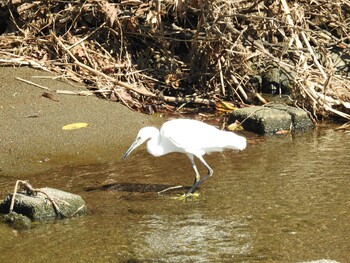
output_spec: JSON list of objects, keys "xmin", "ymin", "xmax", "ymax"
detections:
[{"xmin": 16, "ymin": 77, "xmax": 53, "ymax": 91}]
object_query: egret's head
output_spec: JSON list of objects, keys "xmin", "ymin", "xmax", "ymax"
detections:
[{"xmin": 122, "ymin": 127, "xmax": 159, "ymax": 160}]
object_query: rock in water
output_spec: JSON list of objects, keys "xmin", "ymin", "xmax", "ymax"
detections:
[
  {"xmin": 0, "ymin": 187, "xmax": 87, "ymax": 222},
  {"xmin": 229, "ymin": 104, "xmax": 314, "ymax": 134}
]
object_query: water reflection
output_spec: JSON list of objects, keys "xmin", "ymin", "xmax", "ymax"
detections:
[
  {"xmin": 0, "ymin": 128, "xmax": 349, "ymax": 262},
  {"xmin": 136, "ymin": 214, "xmax": 251, "ymax": 262}
]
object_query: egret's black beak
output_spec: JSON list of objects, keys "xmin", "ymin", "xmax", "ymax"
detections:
[{"xmin": 122, "ymin": 138, "xmax": 141, "ymax": 160}]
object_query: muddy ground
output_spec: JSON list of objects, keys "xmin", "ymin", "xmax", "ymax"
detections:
[{"xmin": 0, "ymin": 66, "xmax": 163, "ymax": 177}]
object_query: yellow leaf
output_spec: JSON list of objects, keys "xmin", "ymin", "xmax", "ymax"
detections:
[
  {"xmin": 164, "ymin": 74, "xmax": 180, "ymax": 89},
  {"xmin": 227, "ymin": 120, "xmax": 244, "ymax": 131},
  {"xmin": 215, "ymin": 100, "xmax": 236, "ymax": 112},
  {"xmin": 62, "ymin": 123, "xmax": 89, "ymax": 130}
]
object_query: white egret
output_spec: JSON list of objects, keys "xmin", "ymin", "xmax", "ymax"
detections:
[{"xmin": 122, "ymin": 119, "xmax": 246, "ymax": 195}]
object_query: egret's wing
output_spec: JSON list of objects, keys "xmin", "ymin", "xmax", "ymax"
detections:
[{"xmin": 160, "ymin": 119, "xmax": 223, "ymax": 154}]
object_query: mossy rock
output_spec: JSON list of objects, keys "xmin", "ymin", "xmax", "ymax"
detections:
[{"xmin": 0, "ymin": 188, "xmax": 87, "ymax": 222}]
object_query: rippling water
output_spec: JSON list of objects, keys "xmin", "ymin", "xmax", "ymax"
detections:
[{"xmin": 0, "ymin": 127, "xmax": 349, "ymax": 262}]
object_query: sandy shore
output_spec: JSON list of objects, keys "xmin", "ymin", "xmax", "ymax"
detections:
[{"xmin": 0, "ymin": 66, "xmax": 163, "ymax": 176}]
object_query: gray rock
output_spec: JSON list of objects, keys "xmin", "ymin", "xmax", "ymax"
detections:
[
  {"xmin": 0, "ymin": 187, "xmax": 87, "ymax": 222},
  {"xmin": 261, "ymin": 63, "xmax": 295, "ymax": 95},
  {"xmin": 229, "ymin": 104, "xmax": 314, "ymax": 134}
]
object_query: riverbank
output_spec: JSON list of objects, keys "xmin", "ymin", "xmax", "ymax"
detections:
[
  {"xmin": 0, "ymin": 66, "xmax": 163, "ymax": 177},
  {"xmin": 2, "ymin": 1, "xmax": 350, "ymax": 120}
]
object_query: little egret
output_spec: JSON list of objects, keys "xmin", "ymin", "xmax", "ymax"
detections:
[{"xmin": 122, "ymin": 119, "xmax": 247, "ymax": 195}]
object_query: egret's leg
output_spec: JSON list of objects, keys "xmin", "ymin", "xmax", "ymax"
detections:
[
  {"xmin": 187, "ymin": 155, "xmax": 213, "ymax": 194},
  {"xmin": 187, "ymin": 154, "xmax": 201, "ymax": 185}
]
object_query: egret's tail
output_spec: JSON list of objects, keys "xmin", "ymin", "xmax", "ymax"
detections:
[{"xmin": 225, "ymin": 132, "xmax": 247, "ymax": 151}]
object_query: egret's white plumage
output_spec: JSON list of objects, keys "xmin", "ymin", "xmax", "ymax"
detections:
[{"xmin": 122, "ymin": 119, "xmax": 246, "ymax": 194}]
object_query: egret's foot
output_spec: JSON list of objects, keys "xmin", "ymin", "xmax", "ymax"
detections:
[
  {"xmin": 171, "ymin": 192, "xmax": 200, "ymax": 200},
  {"xmin": 185, "ymin": 192, "xmax": 200, "ymax": 198}
]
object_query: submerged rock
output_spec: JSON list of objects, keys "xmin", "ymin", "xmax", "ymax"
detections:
[
  {"xmin": 0, "ymin": 187, "xmax": 87, "ymax": 223},
  {"xmin": 1, "ymin": 212, "xmax": 32, "ymax": 230},
  {"xmin": 229, "ymin": 104, "xmax": 314, "ymax": 134}
]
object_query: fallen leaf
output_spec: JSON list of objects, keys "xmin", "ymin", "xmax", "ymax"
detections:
[
  {"xmin": 215, "ymin": 100, "xmax": 236, "ymax": 112},
  {"xmin": 227, "ymin": 120, "xmax": 244, "ymax": 131},
  {"xmin": 62, "ymin": 123, "xmax": 89, "ymax": 130},
  {"xmin": 164, "ymin": 74, "xmax": 180, "ymax": 89},
  {"xmin": 337, "ymin": 43, "xmax": 347, "ymax": 49}
]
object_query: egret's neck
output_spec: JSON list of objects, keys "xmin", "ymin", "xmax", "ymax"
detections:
[{"xmin": 146, "ymin": 132, "xmax": 164, "ymax": 157}]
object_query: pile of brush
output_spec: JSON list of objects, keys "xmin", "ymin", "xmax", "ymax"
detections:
[{"xmin": 0, "ymin": 0, "xmax": 349, "ymax": 120}]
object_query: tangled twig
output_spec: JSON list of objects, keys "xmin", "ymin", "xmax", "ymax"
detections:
[{"xmin": 9, "ymin": 180, "xmax": 65, "ymax": 218}]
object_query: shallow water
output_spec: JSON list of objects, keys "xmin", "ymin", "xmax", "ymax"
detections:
[{"xmin": 0, "ymin": 127, "xmax": 349, "ymax": 262}]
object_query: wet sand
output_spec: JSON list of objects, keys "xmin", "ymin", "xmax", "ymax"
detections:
[{"xmin": 0, "ymin": 66, "xmax": 163, "ymax": 176}]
